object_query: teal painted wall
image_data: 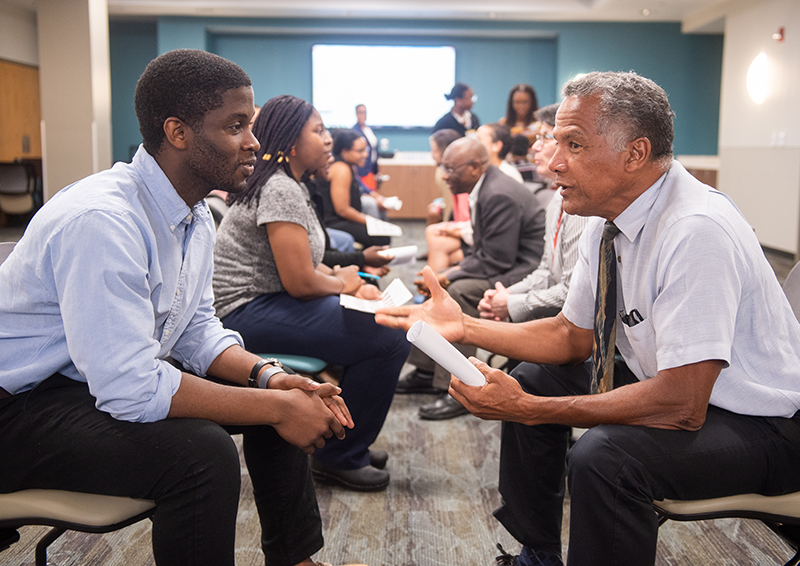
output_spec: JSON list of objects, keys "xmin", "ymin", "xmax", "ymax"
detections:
[
  {"xmin": 109, "ymin": 21, "xmax": 157, "ymax": 163},
  {"xmin": 109, "ymin": 17, "xmax": 722, "ymax": 162}
]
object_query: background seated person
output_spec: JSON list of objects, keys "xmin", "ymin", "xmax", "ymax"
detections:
[
  {"xmin": 315, "ymin": 129, "xmax": 390, "ymax": 248},
  {"xmin": 0, "ymin": 50, "xmax": 353, "ymax": 566},
  {"xmin": 498, "ymin": 83, "xmax": 539, "ymax": 140},
  {"xmin": 506, "ymin": 134, "xmax": 540, "ymax": 184},
  {"xmin": 475, "ymin": 122, "xmax": 524, "ymax": 184},
  {"xmin": 480, "ymin": 103, "xmax": 591, "ymax": 324},
  {"xmin": 306, "ymin": 154, "xmax": 392, "ymax": 278},
  {"xmin": 400, "ymin": 137, "xmax": 546, "ymax": 420},
  {"xmin": 213, "ymin": 95, "xmax": 409, "ymax": 492},
  {"xmin": 426, "ymin": 128, "xmax": 464, "ymax": 225},
  {"xmin": 425, "ymin": 129, "xmax": 471, "ymax": 271}
]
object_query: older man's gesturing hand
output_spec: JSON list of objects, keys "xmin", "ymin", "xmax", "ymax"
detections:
[{"xmin": 375, "ymin": 266, "xmax": 467, "ymax": 344}]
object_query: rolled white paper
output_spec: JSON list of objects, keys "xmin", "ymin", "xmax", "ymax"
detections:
[
  {"xmin": 378, "ymin": 245, "xmax": 418, "ymax": 266},
  {"xmin": 406, "ymin": 320, "xmax": 486, "ymax": 386}
]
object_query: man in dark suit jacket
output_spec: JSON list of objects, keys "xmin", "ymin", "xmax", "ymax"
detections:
[{"xmin": 402, "ymin": 137, "xmax": 546, "ymax": 419}]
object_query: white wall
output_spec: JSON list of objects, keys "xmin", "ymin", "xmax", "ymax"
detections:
[
  {"xmin": 717, "ymin": 0, "xmax": 800, "ymax": 254},
  {"xmin": 37, "ymin": 0, "xmax": 112, "ymax": 199},
  {"xmin": 0, "ymin": 2, "xmax": 38, "ymax": 66}
]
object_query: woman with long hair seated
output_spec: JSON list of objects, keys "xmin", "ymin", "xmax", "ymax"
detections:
[
  {"xmin": 213, "ymin": 95, "xmax": 410, "ymax": 492},
  {"xmin": 498, "ymin": 83, "xmax": 539, "ymax": 140},
  {"xmin": 314, "ymin": 129, "xmax": 391, "ymax": 248}
]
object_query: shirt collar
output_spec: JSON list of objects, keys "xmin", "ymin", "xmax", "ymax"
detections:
[
  {"xmin": 132, "ymin": 145, "xmax": 211, "ymax": 232},
  {"xmin": 468, "ymin": 170, "xmax": 487, "ymax": 203},
  {"xmin": 611, "ymin": 167, "xmax": 669, "ymax": 243}
]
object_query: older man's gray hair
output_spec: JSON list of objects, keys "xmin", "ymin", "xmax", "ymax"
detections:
[{"xmin": 562, "ymin": 71, "xmax": 675, "ymax": 170}]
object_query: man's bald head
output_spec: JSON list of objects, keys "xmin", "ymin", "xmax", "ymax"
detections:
[
  {"xmin": 443, "ymin": 137, "xmax": 488, "ymax": 166},
  {"xmin": 440, "ymin": 137, "xmax": 490, "ymax": 195}
]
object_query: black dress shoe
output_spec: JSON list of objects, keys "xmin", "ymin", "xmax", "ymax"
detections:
[
  {"xmin": 310, "ymin": 457, "xmax": 390, "ymax": 492},
  {"xmin": 395, "ymin": 370, "xmax": 440, "ymax": 394},
  {"xmin": 419, "ymin": 392, "xmax": 470, "ymax": 420},
  {"xmin": 369, "ymin": 449, "xmax": 388, "ymax": 470}
]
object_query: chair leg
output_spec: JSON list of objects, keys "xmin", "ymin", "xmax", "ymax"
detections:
[
  {"xmin": 783, "ymin": 548, "xmax": 800, "ymax": 566},
  {"xmin": 35, "ymin": 526, "xmax": 65, "ymax": 566},
  {"xmin": 0, "ymin": 528, "xmax": 20, "ymax": 552}
]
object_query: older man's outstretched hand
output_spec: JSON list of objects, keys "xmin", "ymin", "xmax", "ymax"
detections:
[{"xmin": 375, "ymin": 265, "xmax": 467, "ymax": 344}]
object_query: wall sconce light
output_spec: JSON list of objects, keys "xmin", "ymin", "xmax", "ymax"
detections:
[
  {"xmin": 773, "ymin": 26, "xmax": 785, "ymax": 42},
  {"xmin": 747, "ymin": 53, "xmax": 770, "ymax": 104}
]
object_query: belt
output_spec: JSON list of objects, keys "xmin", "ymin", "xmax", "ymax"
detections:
[{"xmin": 0, "ymin": 387, "xmax": 11, "ymax": 400}]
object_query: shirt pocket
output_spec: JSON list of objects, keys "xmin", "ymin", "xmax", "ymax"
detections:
[{"xmin": 623, "ymin": 317, "xmax": 658, "ymax": 378}]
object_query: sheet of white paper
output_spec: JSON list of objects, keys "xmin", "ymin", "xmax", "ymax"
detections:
[
  {"xmin": 382, "ymin": 196, "xmax": 403, "ymax": 211},
  {"xmin": 406, "ymin": 321, "xmax": 486, "ymax": 386},
  {"xmin": 378, "ymin": 245, "xmax": 418, "ymax": 266},
  {"xmin": 339, "ymin": 278, "xmax": 413, "ymax": 313},
  {"xmin": 366, "ymin": 215, "xmax": 403, "ymax": 237}
]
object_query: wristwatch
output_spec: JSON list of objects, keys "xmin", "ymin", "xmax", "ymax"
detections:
[{"xmin": 248, "ymin": 358, "xmax": 285, "ymax": 389}]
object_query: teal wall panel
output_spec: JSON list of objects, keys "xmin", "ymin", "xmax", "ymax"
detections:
[
  {"xmin": 109, "ymin": 21, "xmax": 157, "ymax": 163},
  {"xmin": 109, "ymin": 17, "xmax": 722, "ymax": 161}
]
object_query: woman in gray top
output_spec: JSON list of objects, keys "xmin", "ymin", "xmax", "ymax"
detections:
[{"xmin": 213, "ymin": 95, "xmax": 410, "ymax": 492}]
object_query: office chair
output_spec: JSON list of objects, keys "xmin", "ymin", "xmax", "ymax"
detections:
[
  {"xmin": 0, "ymin": 163, "xmax": 37, "ymax": 216},
  {"xmin": 0, "ymin": 241, "xmax": 157, "ymax": 565},
  {"xmin": 654, "ymin": 261, "xmax": 800, "ymax": 566}
]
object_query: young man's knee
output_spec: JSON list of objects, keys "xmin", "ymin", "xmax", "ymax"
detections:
[{"xmin": 176, "ymin": 420, "xmax": 241, "ymax": 488}]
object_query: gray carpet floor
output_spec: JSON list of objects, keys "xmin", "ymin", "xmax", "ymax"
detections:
[{"xmin": 3, "ymin": 391, "xmax": 797, "ymax": 565}]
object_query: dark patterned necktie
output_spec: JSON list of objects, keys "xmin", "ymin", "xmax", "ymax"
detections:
[{"xmin": 591, "ymin": 221, "xmax": 621, "ymax": 394}]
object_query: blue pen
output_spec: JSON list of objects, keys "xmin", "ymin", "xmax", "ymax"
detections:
[{"xmin": 358, "ymin": 271, "xmax": 380, "ymax": 280}]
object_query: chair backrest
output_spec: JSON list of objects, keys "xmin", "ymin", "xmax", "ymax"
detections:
[
  {"xmin": 0, "ymin": 164, "xmax": 33, "ymax": 195},
  {"xmin": 0, "ymin": 242, "xmax": 15, "ymax": 265},
  {"xmin": 783, "ymin": 261, "xmax": 800, "ymax": 322}
]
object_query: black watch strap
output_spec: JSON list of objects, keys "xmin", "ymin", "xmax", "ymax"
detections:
[{"xmin": 248, "ymin": 358, "xmax": 283, "ymax": 388}]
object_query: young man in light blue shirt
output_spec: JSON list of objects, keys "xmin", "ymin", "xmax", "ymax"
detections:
[{"xmin": 0, "ymin": 49, "xmax": 352, "ymax": 566}]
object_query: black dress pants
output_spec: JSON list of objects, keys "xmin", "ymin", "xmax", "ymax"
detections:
[
  {"xmin": 495, "ymin": 360, "xmax": 800, "ymax": 566},
  {"xmin": 0, "ymin": 374, "xmax": 323, "ymax": 566}
]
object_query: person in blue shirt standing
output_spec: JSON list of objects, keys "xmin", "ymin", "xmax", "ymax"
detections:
[{"xmin": 0, "ymin": 49, "xmax": 356, "ymax": 566}]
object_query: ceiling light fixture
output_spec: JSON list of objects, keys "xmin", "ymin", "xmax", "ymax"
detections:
[{"xmin": 642, "ymin": 9, "xmax": 651, "ymax": 16}]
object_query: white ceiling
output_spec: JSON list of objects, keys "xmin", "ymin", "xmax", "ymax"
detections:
[{"xmin": 5, "ymin": 0, "xmax": 731, "ymax": 32}]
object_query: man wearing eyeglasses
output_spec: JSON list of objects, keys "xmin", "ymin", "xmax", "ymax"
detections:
[
  {"xmin": 401, "ymin": 136, "xmax": 546, "ymax": 420},
  {"xmin": 478, "ymin": 104, "xmax": 591, "ymax": 325}
]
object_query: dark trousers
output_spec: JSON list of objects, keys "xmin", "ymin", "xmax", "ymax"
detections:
[
  {"xmin": 0, "ymin": 374, "xmax": 322, "ymax": 566},
  {"xmin": 496, "ymin": 360, "xmax": 800, "ymax": 566},
  {"xmin": 222, "ymin": 292, "xmax": 410, "ymax": 470},
  {"xmin": 408, "ymin": 277, "xmax": 490, "ymax": 390},
  {"xmin": 325, "ymin": 217, "xmax": 390, "ymax": 248}
]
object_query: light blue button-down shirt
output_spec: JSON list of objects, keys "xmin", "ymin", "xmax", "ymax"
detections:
[{"xmin": 0, "ymin": 146, "xmax": 243, "ymax": 422}]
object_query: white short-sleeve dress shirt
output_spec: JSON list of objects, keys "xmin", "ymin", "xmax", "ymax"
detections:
[{"xmin": 562, "ymin": 161, "xmax": 800, "ymax": 417}]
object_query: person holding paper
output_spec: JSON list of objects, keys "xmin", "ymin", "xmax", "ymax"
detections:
[
  {"xmin": 377, "ymin": 72, "xmax": 800, "ymax": 566},
  {"xmin": 213, "ymin": 95, "xmax": 410, "ymax": 492},
  {"xmin": 399, "ymin": 137, "xmax": 546, "ymax": 420},
  {"xmin": 315, "ymin": 129, "xmax": 391, "ymax": 248}
]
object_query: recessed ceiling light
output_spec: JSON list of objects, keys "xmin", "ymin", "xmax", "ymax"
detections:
[{"xmin": 642, "ymin": 8, "xmax": 651, "ymax": 16}]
